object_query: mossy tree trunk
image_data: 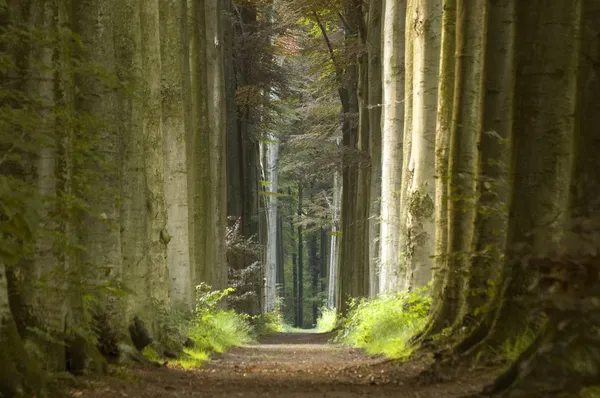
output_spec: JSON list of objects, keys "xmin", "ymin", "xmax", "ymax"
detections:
[
  {"xmin": 430, "ymin": 0, "xmax": 455, "ymax": 320},
  {"xmin": 73, "ymin": 0, "xmax": 127, "ymax": 354},
  {"xmin": 422, "ymin": 0, "xmax": 487, "ymax": 337},
  {"xmin": 467, "ymin": 0, "xmax": 581, "ymax": 362}
]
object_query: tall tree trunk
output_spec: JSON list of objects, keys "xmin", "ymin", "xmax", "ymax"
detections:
[
  {"xmin": 141, "ymin": 0, "xmax": 170, "ymax": 319},
  {"xmin": 479, "ymin": 2, "xmax": 592, "ymax": 395},
  {"xmin": 399, "ymin": 0, "xmax": 441, "ymax": 290},
  {"xmin": 424, "ymin": 0, "xmax": 487, "ymax": 336},
  {"xmin": 205, "ymin": 0, "xmax": 228, "ymax": 291},
  {"xmin": 25, "ymin": 0, "xmax": 67, "ymax": 370},
  {"xmin": 379, "ymin": 0, "xmax": 407, "ymax": 293},
  {"xmin": 471, "ymin": 0, "xmax": 580, "ymax": 357},
  {"xmin": 113, "ymin": 0, "xmax": 151, "ymax": 342},
  {"xmin": 354, "ymin": 0, "xmax": 371, "ymax": 304},
  {"xmin": 463, "ymin": 0, "xmax": 515, "ymax": 327},
  {"xmin": 160, "ymin": 0, "xmax": 192, "ymax": 309},
  {"xmin": 189, "ymin": 0, "xmax": 211, "ymax": 288},
  {"xmin": 430, "ymin": 0, "xmax": 455, "ymax": 322},
  {"xmin": 366, "ymin": 0, "xmax": 383, "ymax": 297},
  {"xmin": 338, "ymin": 0, "xmax": 365, "ymax": 314},
  {"xmin": 73, "ymin": 0, "xmax": 126, "ymax": 352}
]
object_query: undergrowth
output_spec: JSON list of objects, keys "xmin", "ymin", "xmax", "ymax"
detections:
[
  {"xmin": 316, "ymin": 307, "xmax": 337, "ymax": 332},
  {"xmin": 143, "ymin": 283, "xmax": 253, "ymax": 368},
  {"xmin": 336, "ymin": 288, "xmax": 430, "ymax": 359}
]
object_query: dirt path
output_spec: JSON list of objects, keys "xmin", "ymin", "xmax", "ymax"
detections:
[{"xmin": 70, "ymin": 333, "xmax": 497, "ymax": 397}]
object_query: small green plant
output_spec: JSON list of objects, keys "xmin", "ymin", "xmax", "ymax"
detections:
[
  {"xmin": 498, "ymin": 327, "xmax": 537, "ymax": 362},
  {"xmin": 316, "ymin": 307, "xmax": 337, "ymax": 332},
  {"xmin": 336, "ymin": 287, "xmax": 431, "ymax": 359}
]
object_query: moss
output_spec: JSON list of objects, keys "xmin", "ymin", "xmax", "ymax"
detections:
[{"xmin": 409, "ymin": 190, "xmax": 435, "ymax": 220}]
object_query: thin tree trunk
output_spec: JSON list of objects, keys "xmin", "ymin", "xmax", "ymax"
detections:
[
  {"xmin": 205, "ymin": 0, "xmax": 228, "ymax": 291},
  {"xmin": 190, "ymin": 0, "xmax": 211, "ymax": 288},
  {"xmin": 366, "ymin": 0, "xmax": 383, "ymax": 297},
  {"xmin": 309, "ymin": 230, "xmax": 319, "ymax": 325},
  {"xmin": 328, "ymin": 160, "xmax": 341, "ymax": 309},
  {"xmin": 297, "ymin": 183, "xmax": 304, "ymax": 327},
  {"xmin": 430, "ymin": 0, "xmax": 455, "ymax": 326}
]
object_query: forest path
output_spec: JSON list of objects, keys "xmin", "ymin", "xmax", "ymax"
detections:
[{"xmin": 70, "ymin": 333, "xmax": 494, "ymax": 397}]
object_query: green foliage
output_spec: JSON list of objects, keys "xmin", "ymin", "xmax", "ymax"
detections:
[
  {"xmin": 315, "ymin": 307, "xmax": 336, "ymax": 332},
  {"xmin": 581, "ymin": 386, "xmax": 600, "ymax": 398},
  {"xmin": 187, "ymin": 283, "xmax": 251, "ymax": 352},
  {"xmin": 142, "ymin": 284, "xmax": 253, "ymax": 368},
  {"xmin": 495, "ymin": 327, "xmax": 537, "ymax": 363},
  {"xmin": 336, "ymin": 288, "xmax": 431, "ymax": 359},
  {"xmin": 250, "ymin": 310, "xmax": 287, "ymax": 336}
]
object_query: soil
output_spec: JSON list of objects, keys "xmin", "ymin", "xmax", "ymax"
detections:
[{"xmin": 67, "ymin": 332, "xmax": 500, "ymax": 397}]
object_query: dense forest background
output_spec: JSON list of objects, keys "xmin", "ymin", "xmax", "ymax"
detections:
[{"xmin": 1, "ymin": 0, "xmax": 599, "ymax": 397}]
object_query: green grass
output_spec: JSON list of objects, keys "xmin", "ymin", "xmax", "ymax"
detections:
[
  {"xmin": 187, "ymin": 309, "xmax": 253, "ymax": 354},
  {"xmin": 174, "ymin": 348, "xmax": 210, "ymax": 369},
  {"xmin": 316, "ymin": 307, "xmax": 337, "ymax": 333},
  {"xmin": 336, "ymin": 288, "xmax": 430, "ymax": 359},
  {"xmin": 142, "ymin": 284, "xmax": 254, "ymax": 368}
]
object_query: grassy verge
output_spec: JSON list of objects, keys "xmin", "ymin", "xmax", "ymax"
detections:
[{"xmin": 331, "ymin": 288, "xmax": 430, "ymax": 359}]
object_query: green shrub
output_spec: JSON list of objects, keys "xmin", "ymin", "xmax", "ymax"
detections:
[
  {"xmin": 143, "ymin": 283, "xmax": 253, "ymax": 368},
  {"xmin": 336, "ymin": 288, "xmax": 430, "ymax": 359},
  {"xmin": 185, "ymin": 283, "xmax": 253, "ymax": 353},
  {"xmin": 316, "ymin": 307, "xmax": 337, "ymax": 333},
  {"xmin": 250, "ymin": 310, "xmax": 287, "ymax": 337}
]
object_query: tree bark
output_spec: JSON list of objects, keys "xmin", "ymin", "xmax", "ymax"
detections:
[
  {"xmin": 160, "ymin": 0, "xmax": 193, "ymax": 309},
  {"xmin": 399, "ymin": 0, "xmax": 441, "ymax": 290},
  {"xmin": 297, "ymin": 183, "xmax": 304, "ymax": 327},
  {"xmin": 424, "ymin": 0, "xmax": 487, "ymax": 336},
  {"xmin": 73, "ymin": 0, "xmax": 126, "ymax": 352},
  {"xmin": 366, "ymin": 0, "xmax": 383, "ymax": 297},
  {"xmin": 379, "ymin": 0, "xmax": 407, "ymax": 293}
]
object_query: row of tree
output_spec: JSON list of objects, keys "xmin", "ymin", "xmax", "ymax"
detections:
[
  {"xmin": 1, "ymin": 0, "xmax": 275, "ymax": 394},
  {"xmin": 269, "ymin": 0, "xmax": 600, "ymax": 394}
]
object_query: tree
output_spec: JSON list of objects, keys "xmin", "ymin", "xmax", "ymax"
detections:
[{"xmin": 379, "ymin": 0, "xmax": 407, "ymax": 293}]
